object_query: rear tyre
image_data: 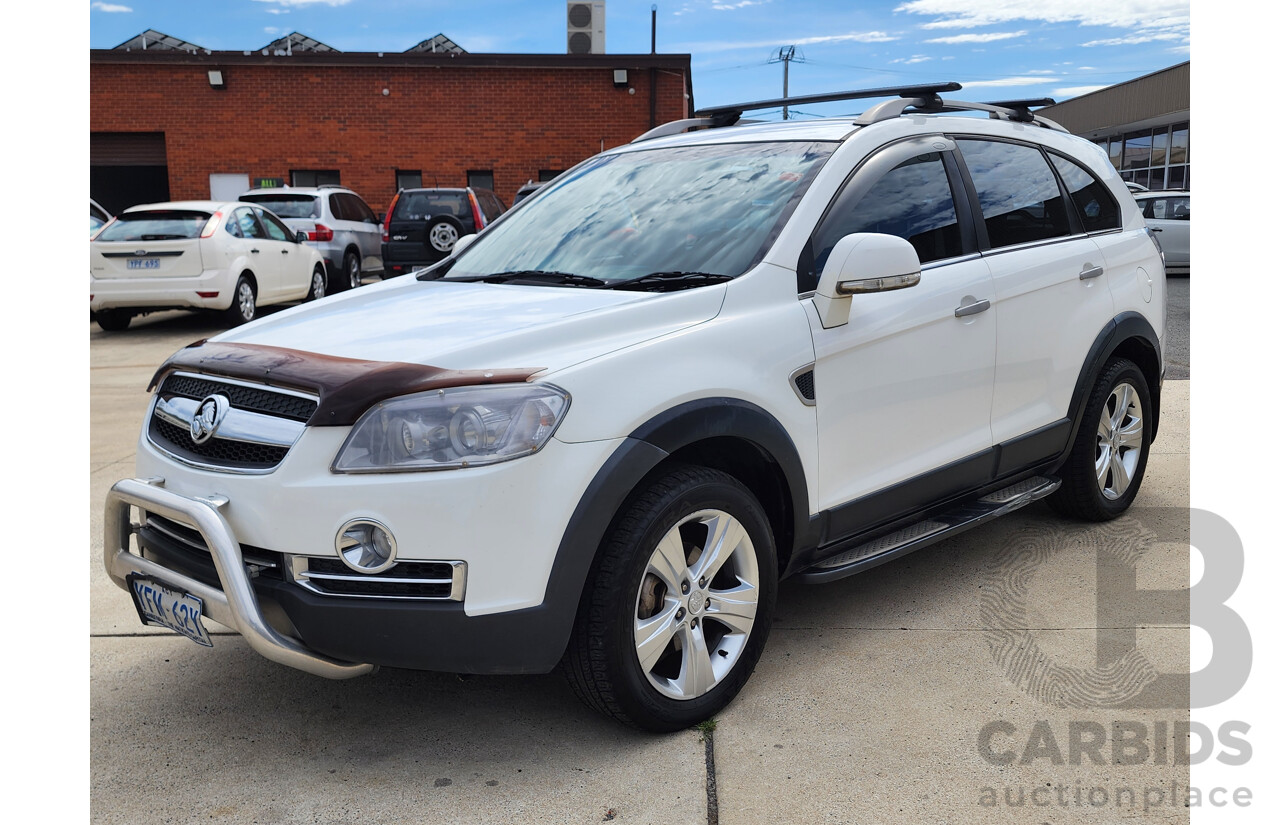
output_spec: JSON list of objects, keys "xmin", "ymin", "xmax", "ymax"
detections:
[
  {"xmin": 563, "ymin": 465, "xmax": 777, "ymax": 732},
  {"xmin": 222, "ymin": 275, "xmax": 257, "ymax": 327},
  {"xmin": 1048, "ymin": 357, "xmax": 1152, "ymax": 521},
  {"xmin": 343, "ymin": 251, "xmax": 362, "ymax": 291},
  {"xmin": 427, "ymin": 215, "xmax": 464, "ymax": 254},
  {"xmin": 94, "ymin": 310, "xmax": 132, "ymax": 332}
]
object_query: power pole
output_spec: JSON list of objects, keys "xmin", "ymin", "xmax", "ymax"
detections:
[{"xmin": 769, "ymin": 46, "xmax": 799, "ymax": 119}]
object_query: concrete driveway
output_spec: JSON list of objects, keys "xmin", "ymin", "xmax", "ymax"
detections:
[{"xmin": 91, "ymin": 286, "xmax": 1191, "ymax": 824}]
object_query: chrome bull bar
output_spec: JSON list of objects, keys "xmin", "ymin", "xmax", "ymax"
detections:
[{"xmin": 104, "ymin": 477, "xmax": 375, "ymax": 679}]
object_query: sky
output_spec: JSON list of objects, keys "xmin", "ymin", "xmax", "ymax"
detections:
[{"xmin": 87, "ymin": 0, "xmax": 1191, "ymax": 118}]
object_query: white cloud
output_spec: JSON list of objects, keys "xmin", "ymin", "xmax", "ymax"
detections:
[
  {"xmin": 895, "ymin": 0, "xmax": 1189, "ymax": 44},
  {"xmin": 251, "ymin": 0, "xmax": 352, "ymax": 8},
  {"xmin": 712, "ymin": 0, "xmax": 766, "ymax": 9},
  {"xmin": 959, "ymin": 75, "xmax": 1055, "ymax": 88},
  {"xmin": 91, "ymin": 2, "xmax": 132, "ymax": 11},
  {"xmin": 891, "ymin": 55, "xmax": 934, "ymax": 64},
  {"xmin": 1054, "ymin": 84, "xmax": 1108, "ymax": 97},
  {"xmin": 1082, "ymin": 30, "xmax": 1185, "ymax": 46},
  {"xmin": 675, "ymin": 30, "xmax": 897, "ymax": 53},
  {"xmin": 264, "ymin": 27, "xmax": 280, "ymax": 35},
  {"xmin": 926, "ymin": 31, "xmax": 1027, "ymax": 44}
]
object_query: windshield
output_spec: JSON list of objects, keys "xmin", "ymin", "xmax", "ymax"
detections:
[
  {"xmin": 240, "ymin": 194, "xmax": 319, "ymax": 219},
  {"xmin": 445, "ymin": 141, "xmax": 833, "ymax": 283},
  {"xmin": 95, "ymin": 210, "xmax": 212, "ymax": 241}
]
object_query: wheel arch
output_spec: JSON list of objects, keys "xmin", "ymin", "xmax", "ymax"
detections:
[
  {"xmin": 1061, "ymin": 312, "xmax": 1163, "ymax": 465},
  {"xmin": 534, "ymin": 399, "xmax": 813, "ymax": 670}
]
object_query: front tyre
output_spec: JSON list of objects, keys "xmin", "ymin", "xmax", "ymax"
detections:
[
  {"xmin": 306, "ymin": 265, "xmax": 326, "ymax": 302},
  {"xmin": 564, "ymin": 465, "xmax": 777, "ymax": 732},
  {"xmin": 1049, "ymin": 357, "xmax": 1153, "ymax": 521}
]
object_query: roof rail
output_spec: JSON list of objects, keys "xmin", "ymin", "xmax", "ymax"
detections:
[
  {"xmin": 854, "ymin": 94, "xmax": 1066, "ymax": 131},
  {"xmin": 634, "ymin": 83, "xmax": 1067, "ymax": 144},
  {"xmin": 694, "ymin": 82, "xmax": 963, "ymax": 127}
]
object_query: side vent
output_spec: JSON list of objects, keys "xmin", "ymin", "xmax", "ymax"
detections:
[{"xmin": 791, "ymin": 367, "xmax": 816, "ymax": 405}]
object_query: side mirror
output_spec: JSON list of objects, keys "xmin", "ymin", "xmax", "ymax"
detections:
[
  {"xmin": 814, "ymin": 233, "xmax": 921, "ymax": 329},
  {"xmin": 296, "ymin": 230, "xmax": 309, "ymax": 244},
  {"xmin": 451, "ymin": 233, "xmax": 478, "ymax": 256}
]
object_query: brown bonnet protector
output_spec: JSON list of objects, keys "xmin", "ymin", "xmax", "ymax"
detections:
[{"xmin": 148, "ymin": 340, "xmax": 543, "ymax": 427}]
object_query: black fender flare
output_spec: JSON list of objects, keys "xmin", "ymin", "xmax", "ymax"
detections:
[
  {"xmin": 531, "ymin": 399, "xmax": 814, "ymax": 668},
  {"xmin": 1058, "ymin": 311, "xmax": 1163, "ymax": 467}
]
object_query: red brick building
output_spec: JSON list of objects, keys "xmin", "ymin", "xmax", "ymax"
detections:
[{"xmin": 90, "ymin": 37, "xmax": 693, "ymax": 216}]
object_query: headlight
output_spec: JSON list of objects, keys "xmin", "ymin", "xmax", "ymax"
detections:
[{"xmin": 332, "ymin": 383, "xmax": 570, "ymax": 472}]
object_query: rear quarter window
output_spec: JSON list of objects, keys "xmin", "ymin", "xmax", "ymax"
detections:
[{"xmin": 1049, "ymin": 153, "xmax": 1121, "ymax": 233}]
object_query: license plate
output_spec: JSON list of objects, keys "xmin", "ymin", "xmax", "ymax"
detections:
[
  {"xmin": 129, "ymin": 575, "xmax": 213, "ymax": 647},
  {"xmin": 127, "ymin": 258, "xmax": 160, "ymax": 269}
]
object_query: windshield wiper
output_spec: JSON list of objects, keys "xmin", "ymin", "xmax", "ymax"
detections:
[
  {"xmin": 449, "ymin": 270, "xmax": 608, "ymax": 287},
  {"xmin": 605, "ymin": 271, "xmax": 733, "ymax": 292}
]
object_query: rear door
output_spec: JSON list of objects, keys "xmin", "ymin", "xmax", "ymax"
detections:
[
  {"xmin": 254, "ymin": 207, "xmax": 305, "ymax": 300},
  {"xmin": 338, "ymin": 192, "xmax": 383, "ymax": 271},
  {"xmin": 953, "ymin": 137, "xmax": 1116, "ymax": 455},
  {"xmin": 90, "ymin": 209, "xmax": 210, "ymax": 279}
]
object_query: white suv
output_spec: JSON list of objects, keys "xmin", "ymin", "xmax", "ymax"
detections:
[{"xmin": 103, "ymin": 84, "xmax": 1166, "ymax": 731}]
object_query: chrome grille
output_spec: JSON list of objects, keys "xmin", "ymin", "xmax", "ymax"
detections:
[{"xmin": 146, "ymin": 372, "xmax": 317, "ymax": 473}]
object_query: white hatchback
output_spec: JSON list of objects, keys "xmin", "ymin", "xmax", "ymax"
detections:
[{"xmin": 90, "ymin": 200, "xmax": 328, "ymax": 331}]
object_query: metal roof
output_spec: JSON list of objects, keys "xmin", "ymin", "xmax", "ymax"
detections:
[{"xmin": 113, "ymin": 29, "xmax": 208, "ymax": 53}]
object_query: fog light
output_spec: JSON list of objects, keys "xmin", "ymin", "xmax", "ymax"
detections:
[{"xmin": 336, "ymin": 519, "xmax": 397, "ymax": 573}]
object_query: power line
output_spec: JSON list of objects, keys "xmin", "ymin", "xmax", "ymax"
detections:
[{"xmin": 767, "ymin": 45, "xmax": 806, "ymax": 119}]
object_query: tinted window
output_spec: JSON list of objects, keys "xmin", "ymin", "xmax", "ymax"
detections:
[
  {"xmin": 95, "ymin": 210, "xmax": 211, "ymax": 242},
  {"xmin": 478, "ymin": 190, "xmax": 506, "ymax": 220},
  {"xmin": 392, "ymin": 191, "xmax": 469, "ymax": 220},
  {"xmin": 343, "ymin": 193, "xmax": 377, "ymax": 223},
  {"xmin": 958, "ymin": 139, "xmax": 1071, "ymax": 249},
  {"xmin": 257, "ymin": 209, "xmax": 293, "ymax": 241},
  {"xmin": 328, "ymin": 193, "xmax": 348, "ymax": 221},
  {"xmin": 1049, "ymin": 153, "xmax": 1120, "ymax": 232},
  {"xmin": 1141, "ymin": 196, "xmax": 1190, "ymax": 220},
  {"xmin": 235, "ymin": 208, "xmax": 267, "ymax": 239},
  {"xmin": 806, "ymin": 151, "xmax": 963, "ymax": 290},
  {"xmin": 241, "ymin": 194, "xmax": 319, "ymax": 219}
]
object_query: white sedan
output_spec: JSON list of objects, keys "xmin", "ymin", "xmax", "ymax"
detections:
[
  {"xmin": 90, "ymin": 200, "xmax": 328, "ymax": 331},
  {"xmin": 1133, "ymin": 190, "xmax": 1189, "ymax": 275}
]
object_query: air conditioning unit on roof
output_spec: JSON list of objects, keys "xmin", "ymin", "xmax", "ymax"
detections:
[{"xmin": 567, "ymin": 1, "xmax": 605, "ymax": 55}]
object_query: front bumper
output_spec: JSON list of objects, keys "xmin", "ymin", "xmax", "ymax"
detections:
[
  {"xmin": 104, "ymin": 477, "xmax": 373, "ymax": 679},
  {"xmin": 105, "ymin": 477, "xmax": 588, "ymax": 675}
]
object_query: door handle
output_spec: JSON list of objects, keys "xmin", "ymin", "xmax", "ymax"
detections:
[
  {"xmin": 1079, "ymin": 264, "xmax": 1104, "ymax": 280},
  {"xmin": 250, "ymin": 248, "xmax": 260, "ymax": 254},
  {"xmin": 1151, "ymin": 227, "xmax": 1163, "ymax": 232},
  {"xmin": 954, "ymin": 299, "xmax": 991, "ymax": 318},
  {"xmin": 282, "ymin": 249, "xmax": 289, "ymax": 254}
]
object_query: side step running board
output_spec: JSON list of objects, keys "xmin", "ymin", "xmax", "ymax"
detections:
[{"xmin": 796, "ymin": 476, "xmax": 1060, "ymax": 584}]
